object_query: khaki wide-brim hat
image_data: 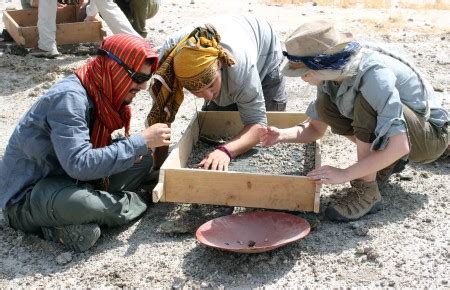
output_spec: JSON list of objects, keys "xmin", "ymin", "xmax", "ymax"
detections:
[{"xmin": 281, "ymin": 20, "xmax": 353, "ymax": 77}]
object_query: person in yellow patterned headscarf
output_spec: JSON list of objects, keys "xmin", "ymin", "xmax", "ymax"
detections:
[
  {"xmin": 148, "ymin": 15, "xmax": 287, "ymax": 171},
  {"xmin": 147, "ymin": 24, "xmax": 235, "ymax": 126}
]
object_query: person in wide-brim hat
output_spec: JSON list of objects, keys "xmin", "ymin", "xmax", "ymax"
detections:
[{"xmin": 260, "ymin": 20, "xmax": 449, "ymax": 222}]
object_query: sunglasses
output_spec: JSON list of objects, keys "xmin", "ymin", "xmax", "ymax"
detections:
[{"xmin": 97, "ymin": 48, "xmax": 153, "ymax": 84}]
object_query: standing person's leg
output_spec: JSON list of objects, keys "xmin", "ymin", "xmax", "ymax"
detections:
[
  {"xmin": 4, "ymin": 153, "xmax": 153, "ymax": 251},
  {"xmin": 20, "ymin": 0, "xmax": 32, "ymax": 9},
  {"xmin": 262, "ymin": 67, "xmax": 287, "ymax": 111},
  {"xmin": 93, "ymin": 0, "xmax": 140, "ymax": 37},
  {"xmin": 145, "ymin": 0, "xmax": 160, "ymax": 19},
  {"xmin": 31, "ymin": 0, "xmax": 59, "ymax": 57},
  {"xmin": 129, "ymin": 0, "xmax": 160, "ymax": 38}
]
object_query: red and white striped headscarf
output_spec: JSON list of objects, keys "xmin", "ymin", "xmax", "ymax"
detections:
[{"xmin": 75, "ymin": 34, "xmax": 158, "ymax": 148}]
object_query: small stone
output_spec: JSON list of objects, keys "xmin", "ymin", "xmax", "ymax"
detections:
[
  {"xmin": 200, "ymin": 282, "xmax": 209, "ymax": 288},
  {"xmin": 442, "ymin": 280, "xmax": 448, "ymax": 285},
  {"xmin": 363, "ymin": 246, "xmax": 374, "ymax": 254},
  {"xmin": 366, "ymin": 250, "xmax": 379, "ymax": 261},
  {"xmin": 353, "ymin": 226, "xmax": 369, "ymax": 237},
  {"xmin": 56, "ymin": 252, "xmax": 72, "ymax": 265},
  {"xmin": 399, "ymin": 174, "xmax": 413, "ymax": 181},
  {"xmin": 355, "ymin": 245, "xmax": 365, "ymax": 254},
  {"xmin": 420, "ymin": 172, "xmax": 430, "ymax": 178},
  {"xmin": 349, "ymin": 221, "xmax": 364, "ymax": 229}
]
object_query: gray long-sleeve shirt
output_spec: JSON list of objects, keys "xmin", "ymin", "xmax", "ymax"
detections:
[
  {"xmin": 306, "ymin": 48, "xmax": 448, "ymax": 150},
  {"xmin": 159, "ymin": 15, "xmax": 283, "ymax": 126},
  {"xmin": 0, "ymin": 75, "xmax": 148, "ymax": 208}
]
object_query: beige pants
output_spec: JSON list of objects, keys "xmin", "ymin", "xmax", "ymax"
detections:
[{"xmin": 316, "ymin": 93, "xmax": 448, "ymax": 163}]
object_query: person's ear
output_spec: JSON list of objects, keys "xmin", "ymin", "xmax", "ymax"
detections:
[{"xmin": 217, "ymin": 60, "xmax": 223, "ymax": 70}]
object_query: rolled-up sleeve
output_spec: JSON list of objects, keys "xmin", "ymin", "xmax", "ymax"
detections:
[
  {"xmin": 360, "ymin": 67, "xmax": 407, "ymax": 150},
  {"xmin": 306, "ymin": 88, "xmax": 324, "ymax": 121}
]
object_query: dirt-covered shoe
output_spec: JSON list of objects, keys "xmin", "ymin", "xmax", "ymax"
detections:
[
  {"xmin": 325, "ymin": 180, "xmax": 382, "ymax": 222},
  {"xmin": 41, "ymin": 223, "xmax": 101, "ymax": 252},
  {"xmin": 377, "ymin": 158, "xmax": 409, "ymax": 187},
  {"xmin": 29, "ymin": 47, "xmax": 60, "ymax": 58}
]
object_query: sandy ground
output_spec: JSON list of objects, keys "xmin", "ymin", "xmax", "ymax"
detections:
[{"xmin": 0, "ymin": 0, "xmax": 449, "ymax": 287}]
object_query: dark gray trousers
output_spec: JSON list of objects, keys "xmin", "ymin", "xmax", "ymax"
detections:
[
  {"xmin": 5, "ymin": 154, "xmax": 154, "ymax": 234},
  {"xmin": 203, "ymin": 67, "xmax": 287, "ymax": 112}
]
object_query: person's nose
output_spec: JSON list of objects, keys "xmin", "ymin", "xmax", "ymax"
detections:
[{"xmin": 137, "ymin": 80, "xmax": 149, "ymax": 90}]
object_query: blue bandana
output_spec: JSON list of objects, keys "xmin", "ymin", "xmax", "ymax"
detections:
[{"xmin": 283, "ymin": 41, "xmax": 361, "ymax": 71}]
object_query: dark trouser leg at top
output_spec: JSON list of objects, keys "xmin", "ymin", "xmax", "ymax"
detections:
[
  {"xmin": 261, "ymin": 67, "xmax": 287, "ymax": 111},
  {"xmin": 203, "ymin": 66, "xmax": 287, "ymax": 112},
  {"xmin": 128, "ymin": 0, "xmax": 161, "ymax": 38}
]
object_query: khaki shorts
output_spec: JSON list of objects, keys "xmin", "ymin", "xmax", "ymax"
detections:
[{"xmin": 316, "ymin": 93, "xmax": 448, "ymax": 163}]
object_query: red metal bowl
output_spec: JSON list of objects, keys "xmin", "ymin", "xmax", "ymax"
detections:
[{"xmin": 196, "ymin": 211, "xmax": 311, "ymax": 253}]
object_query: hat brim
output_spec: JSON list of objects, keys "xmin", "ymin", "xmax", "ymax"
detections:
[
  {"xmin": 281, "ymin": 33, "xmax": 354, "ymax": 77},
  {"xmin": 280, "ymin": 58, "xmax": 309, "ymax": 77}
]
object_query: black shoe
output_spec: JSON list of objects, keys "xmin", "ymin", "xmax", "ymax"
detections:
[{"xmin": 41, "ymin": 223, "xmax": 101, "ymax": 252}]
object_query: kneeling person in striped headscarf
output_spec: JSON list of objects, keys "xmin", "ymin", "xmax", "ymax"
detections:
[
  {"xmin": 0, "ymin": 34, "xmax": 171, "ymax": 252},
  {"xmin": 147, "ymin": 15, "xmax": 287, "ymax": 171}
]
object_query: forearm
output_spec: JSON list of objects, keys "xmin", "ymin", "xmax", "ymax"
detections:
[
  {"xmin": 60, "ymin": 135, "xmax": 148, "ymax": 180},
  {"xmin": 225, "ymin": 123, "xmax": 263, "ymax": 157},
  {"xmin": 344, "ymin": 133, "xmax": 410, "ymax": 181},
  {"xmin": 280, "ymin": 119, "xmax": 327, "ymax": 143}
]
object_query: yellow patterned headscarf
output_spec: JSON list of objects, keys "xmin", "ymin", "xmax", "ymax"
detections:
[{"xmin": 146, "ymin": 24, "xmax": 235, "ymax": 126}]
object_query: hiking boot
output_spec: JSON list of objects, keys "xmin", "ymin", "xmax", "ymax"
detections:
[
  {"xmin": 325, "ymin": 180, "xmax": 382, "ymax": 222},
  {"xmin": 377, "ymin": 158, "xmax": 409, "ymax": 187},
  {"xmin": 41, "ymin": 223, "xmax": 101, "ymax": 252}
]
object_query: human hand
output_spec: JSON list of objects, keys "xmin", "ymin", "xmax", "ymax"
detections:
[
  {"xmin": 197, "ymin": 149, "xmax": 231, "ymax": 171},
  {"xmin": 258, "ymin": 126, "xmax": 281, "ymax": 147},
  {"xmin": 141, "ymin": 123, "xmax": 171, "ymax": 148},
  {"xmin": 84, "ymin": 15, "xmax": 97, "ymax": 22},
  {"xmin": 307, "ymin": 165, "xmax": 349, "ymax": 185}
]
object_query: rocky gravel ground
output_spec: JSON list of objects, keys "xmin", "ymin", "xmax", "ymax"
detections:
[
  {"xmin": 187, "ymin": 140, "xmax": 316, "ymax": 176},
  {"xmin": 0, "ymin": 0, "xmax": 449, "ymax": 287}
]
